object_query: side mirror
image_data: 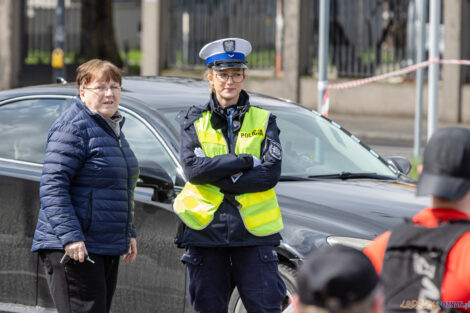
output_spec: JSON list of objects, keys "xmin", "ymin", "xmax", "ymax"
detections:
[
  {"xmin": 55, "ymin": 77, "xmax": 67, "ymax": 84},
  {"xmin": 384, "ymin": 156, "xmax": 412, "ymax": 176},
  {"xmin": 137, "ymin": 161, "xmax": 174, "ymax": 202}
]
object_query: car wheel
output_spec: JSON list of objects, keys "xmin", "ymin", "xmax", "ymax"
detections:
[{"xmin": 228, "ymin": 263, "xmax": 297, "ymax": 313}]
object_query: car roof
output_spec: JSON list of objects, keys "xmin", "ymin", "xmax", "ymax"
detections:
[{"xmin": 0, "ymin": 76, "xmax": 304, "ymax": 112}]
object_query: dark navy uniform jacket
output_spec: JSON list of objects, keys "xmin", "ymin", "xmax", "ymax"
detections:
[{"xmin": 175, "ymin": 90, "xmax": 283, "ymax": 247}]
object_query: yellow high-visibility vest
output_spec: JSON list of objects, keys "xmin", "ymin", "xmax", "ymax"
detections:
[{"xmin": 173, "ymin": 106, "xmax": 283, "ymax": 236}]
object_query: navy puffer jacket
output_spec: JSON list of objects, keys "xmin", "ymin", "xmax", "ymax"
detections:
[{"xmin": 31, "ymin": 98, "xmax": 139, "ymax": 256}]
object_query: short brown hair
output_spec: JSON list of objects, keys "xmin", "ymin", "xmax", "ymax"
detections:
[{"xmin": 76, "ymin": 59, "xmax": 121, "ymax": 89}]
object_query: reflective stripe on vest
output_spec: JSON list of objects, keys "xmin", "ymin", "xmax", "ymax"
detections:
[
  {"xmin": 173, "ymin": 183, "xmax": 224, "ymax": 230},
  {"xmin": 237, "ymin": 188, "xmax": 283, "ymax": 236},
  {"xmin": 173, "ymin": 106, "xmax": 283, "ymax": 236}
]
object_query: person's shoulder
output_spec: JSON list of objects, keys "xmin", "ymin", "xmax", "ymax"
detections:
[
  {"xmin": 55, "ymin": 98, "xmax": 87, "ymax": 121},
  {"xmin": 176, "ymin": 103, "xmax": 208, "ymax": 128},
  {"xmin": 444, "ymin": 231, "xmax": 470, "ymax": 294},
  {"xmin": 363, "ymin": 230, "xmax": 391, "ymax": 274},
  {"xmin": 248, "ymin": 105, "xmax": 277, "ymax": 120},
  {"xmin": 49, "ymin": 101, "xmax": 90, "ymax": 136},
  {"xmin": 449, "ymin": 231, "xmax": 470, "ymax": 262}
]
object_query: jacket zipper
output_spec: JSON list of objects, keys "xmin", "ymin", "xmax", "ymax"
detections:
[
  {"xmin": 95, "ymin": 114, "xmax": 131, "ymax": 249},
  {"xmin": 117, "ymin": 136, "xmax": 132, "ymax": 249}
]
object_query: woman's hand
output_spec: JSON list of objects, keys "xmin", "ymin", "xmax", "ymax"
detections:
[
  {"xmin": 123, "ymin": 237, "xmax": 137, "ymax": 264},
  {"xmin": 64, "ymin": 241, "xmax": 88, "ymax": 263}
]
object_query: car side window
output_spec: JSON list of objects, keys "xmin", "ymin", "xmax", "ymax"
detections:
[
  {"xmin": 0, "ymin": 98, "xmax": 72, "ymax": 164},
  {"xmin": 120, "ymin": 110, "xmax": 178, "ymax": 183}
]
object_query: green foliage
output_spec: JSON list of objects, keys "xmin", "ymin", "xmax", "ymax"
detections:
[
  {"xmin": 355, "ymin": 50, "xmax": 399, "ymax": 65},
  {"xmin": 175, "ymin": 50, "xmax": 183, "ymax": 66},
  {"xmin": 172, "ymin": 49, "xmax": 276, "ymax": 68},
  {"xmin": 25, "ymin": 50, "xmax": 142, "ymax": 71},
  {"xmin": 119, "ymin": 50, "xmax": 141, "ymax": 66},
  {"xmin": 25, "ymin": 50, "xmax": 77, "ymax": 65},
  {"xmin": 246, "ymin": 49, "xmax": 275, "ymax": 68},
  {"xmin": 25, "ymin": 50, "xmax": 52, "ymax": 65},
  {"xmin": 409, "ymin": 158, "xmax": 422, "ymax": 180}
]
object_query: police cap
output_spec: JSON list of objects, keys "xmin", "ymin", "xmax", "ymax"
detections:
[{"xmin": 199, "ymin": 38, "xmax": 252, "ymax": 70}]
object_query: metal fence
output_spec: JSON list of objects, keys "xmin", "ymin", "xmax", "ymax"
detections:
[
  {"xmin": 23, "ymin": 0, "xmax": 425, "ymax": 79},
  {"xmin": 167, "ymin": 0, "xmax": 277, "ymax": 70},
  {"xmin": 21, "ymin": 0, "xmax": 142, "ymax": 85},
  {"xmin": 23, "ymin": 0, "xmax": 141, "ymax": 66},
  {"xmin": 25, "ymin": 0, "xmax": 81, "ymax": 65},
  {"xmin": 167, "ymin": 0, "xmax": 422, "ymax": 78},
  {"xmin": 320, "ymin": 0, "xmax": 421, "ymax": 78}
]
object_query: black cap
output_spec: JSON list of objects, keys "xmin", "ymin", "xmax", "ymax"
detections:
[
  {"xmin": 417, "ymin": 127, "xmax": 470, "ymax": 201},
  {"xmin": 297, "ymin": 245, "xmax": 379, "ymax": 310}
]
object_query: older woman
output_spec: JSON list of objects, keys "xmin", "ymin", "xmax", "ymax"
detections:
[{"xmin": 31, "ymin": 59, "xmax": 139, "ymax": 313}]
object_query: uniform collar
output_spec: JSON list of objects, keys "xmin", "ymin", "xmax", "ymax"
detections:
[
  {"xmin": 412, "ymin": 207, "xmax": 470, "ymax": 227},
  {"xmin": 209, "ymin": 90, "xmax": 250, "ymax": 130}
]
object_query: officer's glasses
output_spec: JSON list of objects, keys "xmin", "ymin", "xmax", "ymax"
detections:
[
  {"xmin": 215, "ymin": 73, "xmax": 244, "ymax": 83},
  {"xmin": 84, "ymin": 85, "xmax": 121, "ymax": 94}
]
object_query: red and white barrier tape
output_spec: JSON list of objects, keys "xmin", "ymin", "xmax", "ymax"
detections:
[
  {"xmin": 320, "ymin": 58, "xmax": 470, "ymax": 117},
  {"xmin": 322, "ymin": 89, "xmax": 330, "ymax": 116},
  {"xmin": 440, "ymin": 59, "xmax": 470, "ymax": 66}
]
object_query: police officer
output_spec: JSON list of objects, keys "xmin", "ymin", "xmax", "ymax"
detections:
[
  {"xmin": 174, "ymin": 38, "xmax": 286, "ymax": 313},
  {"xmin": 364, "ymin": 127, "xmax": 470, "ymax": 313}
]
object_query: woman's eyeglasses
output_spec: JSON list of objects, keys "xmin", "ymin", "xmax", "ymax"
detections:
[
  {"xmin": 215, "ymin": 73, "xmax": 244, "ymax": 83},
  {"xmin": 84, "ymin": 85, "xmax": 121, "ymax": 93}
]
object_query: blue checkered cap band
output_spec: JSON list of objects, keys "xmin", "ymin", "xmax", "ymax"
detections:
[{"xmin": 199, "ymin": 38, "xmax": 252, "ymax": 68}]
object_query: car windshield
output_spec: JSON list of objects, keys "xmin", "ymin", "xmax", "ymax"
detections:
[
  {"xmin": 161, "ymin": 105, "xmax": 397, "ymax": 179},
  {"xmin": 272, "ymin": 106, "xmax": 396, "ymax": 178}
]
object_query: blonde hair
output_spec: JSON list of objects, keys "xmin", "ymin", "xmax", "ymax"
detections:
[
  {"xmin": 204, "ymin": 68, "xmax": 215, "ymax": 93},
  {"xmin": 76, "ymin": 59, "xmax": 122, "ymax": 89}
]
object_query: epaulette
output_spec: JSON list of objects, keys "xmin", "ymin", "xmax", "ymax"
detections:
[{"xmin": 177, "ymin": 104, "xmax": 207, "ymax": 129}]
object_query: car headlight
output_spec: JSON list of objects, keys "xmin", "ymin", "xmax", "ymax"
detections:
[{"xmin": 326, "ymin": 236, "xmax": 371, "ymax": 250}]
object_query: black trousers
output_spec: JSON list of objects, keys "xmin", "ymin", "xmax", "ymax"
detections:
[
  {"xmin": 182, "ymin": 246, "xmax": 286, "ymax": 313},
  {"xmin": 39, "ymin": 250, "xmax": 120, "ymax": 313}
]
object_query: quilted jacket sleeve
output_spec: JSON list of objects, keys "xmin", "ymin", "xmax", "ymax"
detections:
[
  {"xmin": 179, "ymin": 113, "xmax": 254, "ymax": 185},
  {"xmin": 39, "ymin": 122, "xmax": 87, "ymax": 247},
  {"xmin": 212, "ymin": 114, "xmax": 282, "ymax": 194}
]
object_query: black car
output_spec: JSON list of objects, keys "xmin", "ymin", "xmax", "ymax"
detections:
[{"xmin": 0, "ymin": 77, "xmax": 426, "ymax": 313}]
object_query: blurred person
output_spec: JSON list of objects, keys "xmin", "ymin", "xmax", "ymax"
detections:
[
  {"xmin": 173, "ymin": 38, "xmax": 286, "ymax": 313},
  {"xmin": 364, "ymin": 127, "xmax": 470, "ymax": 313},
  {"xmin": 31, "ymin": 59, "xmax": 139, "ymax": 313},
  {"xmin": 291, "ymin": 245, "xmax": 383, "ymax": 313}
]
